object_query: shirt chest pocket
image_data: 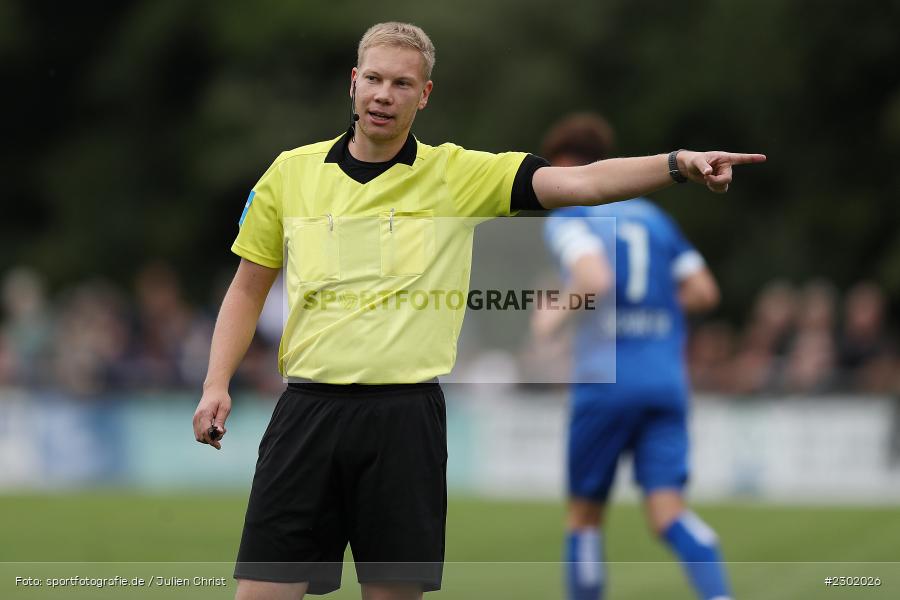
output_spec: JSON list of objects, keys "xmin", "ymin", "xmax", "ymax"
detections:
[
  {"xmin": 379, "ymin": 209, "xmax": 435, "ymax": 277},
  {"xmin": 285, "ymin": 216, "xmax": 341, "ymax": 284}
]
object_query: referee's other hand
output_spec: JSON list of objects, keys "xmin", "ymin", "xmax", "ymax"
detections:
[{"xmin": 193, "ymin": 388, "xmax": 232, "ymax": 450}]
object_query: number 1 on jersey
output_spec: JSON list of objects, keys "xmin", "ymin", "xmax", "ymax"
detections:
[{"xmin": 619, "ymin": 221, "xmax": 649, "ymax": 302}]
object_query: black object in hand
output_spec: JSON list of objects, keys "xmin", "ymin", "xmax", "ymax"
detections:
[{"xmin": 208, "ymin": 426, "xmax": 222, "ymax": 441}]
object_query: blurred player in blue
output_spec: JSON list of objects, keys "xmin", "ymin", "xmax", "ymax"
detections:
[{"xmin": 535, "ymin": 113, "xmax": 732, "ymax": 600}]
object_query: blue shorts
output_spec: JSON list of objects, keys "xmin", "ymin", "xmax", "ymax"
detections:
[{"xmin": 567, "ymin": 398, "xmax": 688, "ymax": 501}]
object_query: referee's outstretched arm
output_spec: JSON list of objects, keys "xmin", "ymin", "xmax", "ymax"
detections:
[
  {"xmin": 193, "ymin": 259, "xmax": 279, "ymax": 449},
  {"xmin": 533, "ymin": 150, "xmax": 766, "ymax": 209}
]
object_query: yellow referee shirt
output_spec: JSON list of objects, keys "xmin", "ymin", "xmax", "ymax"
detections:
[{"xmin": 232, "ymin": 132, "xmax": 534, "ymax": 384}]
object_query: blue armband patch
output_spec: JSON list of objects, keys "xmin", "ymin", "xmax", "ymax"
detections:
[{"xmin": 238, "ymin": 190, "xmax": 256, "ymax": 226}]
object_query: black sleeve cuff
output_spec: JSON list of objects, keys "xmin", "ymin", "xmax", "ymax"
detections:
[{"xmin": 511, "ymin": 154, "xmax": 551, "ymax": 212}]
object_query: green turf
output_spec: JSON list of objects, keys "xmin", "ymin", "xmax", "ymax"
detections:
[{"xmin": 1, "ymin": 492, "xmax": 898, "ymax": 598}]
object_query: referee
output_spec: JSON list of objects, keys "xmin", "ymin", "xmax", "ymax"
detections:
[{"xmin": 192, "ymin": 21, "xmax": 765, "ymax": 600}]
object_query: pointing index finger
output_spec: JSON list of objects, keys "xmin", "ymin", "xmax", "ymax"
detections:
[{"xmin": 726, "ymin": 153, "xmax": 767, "ymax": 165}]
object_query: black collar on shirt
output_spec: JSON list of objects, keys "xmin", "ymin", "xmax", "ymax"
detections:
[{"xmin": 324, "ymin": 129, "xmax": 417, "ymax": 184}]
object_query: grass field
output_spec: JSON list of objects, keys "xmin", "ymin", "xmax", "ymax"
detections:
[{"xmin": 1, "ymin": 492, "xmax": 898, "ymax": 599}]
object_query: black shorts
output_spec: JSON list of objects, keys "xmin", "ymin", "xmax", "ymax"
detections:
[{"xmin": 234, "ymin": 382, "xmax": 447, "ymax": 595}]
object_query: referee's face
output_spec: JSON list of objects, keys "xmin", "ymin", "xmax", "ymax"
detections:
[{"xmin": 352, "ymin": 45, "xmax": 433, "ymax": 144}]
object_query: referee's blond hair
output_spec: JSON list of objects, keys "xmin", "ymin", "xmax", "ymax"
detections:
[{"xmin": 358, "ymin": 22, "xmax": 436, "ymax": 80}]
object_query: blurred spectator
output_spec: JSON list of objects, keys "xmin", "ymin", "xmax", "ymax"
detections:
[
  {"xmin": 727, "ymin": 280, "xmax": 798, "ymax": 394},
  {"xmin": 782, "ymin": 329, "xmax": 835, "ymax": 394},
  {"xmin": 687, "ymin": 321, "xmax": 736, "ymax": 393},
  {"xmin": 838, "ymin": 281, "xmax": 898, "ymax": 393},
  {"xmin": 0, "ymin": 331, "xmax": 17, "ymax": 385},
  {"xmin": 1, "ymin": 267, "xmax": 53, "ymax": 386},
  {"xmin": 748, "ymin": 279, "xmax": 799, "ymax": 355},
  {"xmin": 51, "ymin": 280, "xmax": 131, "ymax": 396},
  {"xmin": 177, "ymin": 317, "xmax": 215, "ymax": 389},
  {"xmin": 781, "ymin": 280, "xmax": 838, "ymax": 394},
  {"xmin": 130, "ymin": 262, "xmax": 211, "ymax": 389}
]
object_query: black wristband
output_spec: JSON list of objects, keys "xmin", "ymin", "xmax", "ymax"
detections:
[{"xmin": 668, "ymin": 150, "xmax": 688, "ymax": 183}]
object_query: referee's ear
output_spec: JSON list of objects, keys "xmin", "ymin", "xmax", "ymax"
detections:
[
  {"xmin": 418, "ymin": 80, "xmax": 433, "ymax": 110},
  {"xmin": 349, "ymin": 67, "xmax": 359, "ymax": 98}
]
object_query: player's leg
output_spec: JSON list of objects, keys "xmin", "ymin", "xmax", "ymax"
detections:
[
  {"xmin": 235, "ymin": 580, "xmax": 308, "ymax": 600},
  {"xmin": 565, "ymin": 398, "xmax": 639, "ymax": 600},
  {"xmin": 360, "ymin": 582, "xmax": 423, "ymax": 600},
  {"xmin": 566, "ymin": 497, "xmax": 607, "ymax": 600},
  {"xmin": 643, "ymin": 488, "xmax": 685, "ymax": 534},
  {"xmin": 346, "ymin": 383, "xmax": 447, "ymax": 596},
  {"xmin": 651, "ymin": 496, "xmax": 732, "ymax": 600},
  {"xmin": 634, "ymin": 407, "xmax": 732, "ymax": 600},
  {"xmin": 568, "ymin": 497, "xmax": 605, "ymax": 530},
  {"xmin": 233, "ymin": 386, "xmax": 348, "ymax": 596}
]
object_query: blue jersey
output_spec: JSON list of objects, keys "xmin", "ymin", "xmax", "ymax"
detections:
[{"xmin": 544, "ymin": 198, "xmax": 704, "ymax": 404}]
